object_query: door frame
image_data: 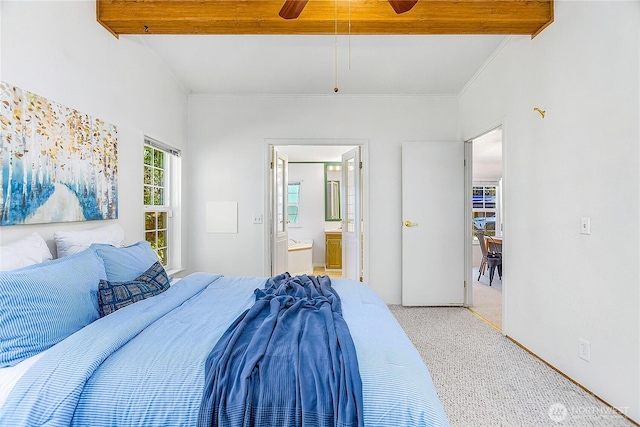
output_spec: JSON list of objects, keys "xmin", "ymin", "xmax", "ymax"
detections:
[
  {"xmin": 464, "ymin": 120, "xmax": 507, "ymax": 333},
  {"xmin": 263, "ymin": 139, "xmax": 369, "ymax": 281}
]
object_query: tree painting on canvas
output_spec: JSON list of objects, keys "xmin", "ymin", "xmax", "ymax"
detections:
[{"xmin": 0, "ymin": 82, "xmax": 118, "ymax": 225}]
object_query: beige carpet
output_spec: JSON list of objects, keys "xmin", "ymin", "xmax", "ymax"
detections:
[
  {"xmin": 470, "ymin": 268, "xmax": 502, "ymax": 329},
  {"xmin": 389, "ymin": 305, "xmax": 635, "ymax": 427}
]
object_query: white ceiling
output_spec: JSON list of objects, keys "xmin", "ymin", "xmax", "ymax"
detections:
[
  {"xmin": 136, "ymin": 34, "xmax": 506, "ymax": 95},
  {"xmin": 472, "ymin": 127, "xmax": 502, "ymax": 181},
  {"xmin": 135, "ymin": 34, "xmax": 505, "ymax": 165}
]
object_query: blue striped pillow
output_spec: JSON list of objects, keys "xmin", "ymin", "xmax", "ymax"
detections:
[
  {"xmin": 0, "ymin": 249, "xmax": 107, "ymax": 367},
  {"xmin": 91, "ymin": 241, "xmax": 160, "ymax": 282}
]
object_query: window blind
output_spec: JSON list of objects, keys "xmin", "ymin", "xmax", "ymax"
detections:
[{"xmin": 144, "ymin": 136, "xmax": 181, "ymax": 157}]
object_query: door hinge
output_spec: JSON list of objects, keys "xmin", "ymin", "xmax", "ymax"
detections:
[
  {"xmin": 270, "ymin": 161, "xmax": 274, "ymax": 169},
  {"xmin": 464, "ymin": 280, "xmax": 467, "ymax": 288},
  {"xmin": 359, "ymin": 161, "xmax": 363, "ymax": 169}
]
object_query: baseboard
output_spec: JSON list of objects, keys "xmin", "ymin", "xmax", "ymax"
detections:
[
  {"xmin": 467, "ymin": 307, "xmax": 501, "ymax": 332},
  {"xmin": 466, "ymin": 307, "xmax": 637, "ymax": 425},
  {"xmin": 506, "ymin": 334, "xmax": 638, "ymax": 426}
]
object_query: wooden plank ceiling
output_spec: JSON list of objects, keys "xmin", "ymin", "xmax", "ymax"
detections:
[{"xmin": 97, "ymin": 0, "xmax": 554, "ymax": 38}]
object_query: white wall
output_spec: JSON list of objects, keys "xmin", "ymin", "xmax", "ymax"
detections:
[
  {"xmin": 5, "ymin": 0, "xmax": 634, "ymax": 419},
  {"xmin": 0, "ymin": 1, "xmax": 189, "ymax": 260},
  {"xmin": 188, "ymin": 95, "xmax": 459, "ymax": 302},
  {"xmin": 460, "ymin": 1, "xmax": 639, "ymax": 421},
  {"xmin": 288, "ymin": 163, "xmax": 330, "ymax": 267},
  {"xmin": 287, "ymin": 163, "xmax": 345, "ymax": 268}
]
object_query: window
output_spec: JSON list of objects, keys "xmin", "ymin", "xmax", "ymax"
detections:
[
  {"xmin": 472, "ymin": 183, "xmax": 499, "ymax": 237},
  {"xmin": 287, "ymin": 182, "xmax": 300, "ymax": 225},
  {"xmin": 143, "ymin": 138, "xmax": 181, "ymax": 270}
]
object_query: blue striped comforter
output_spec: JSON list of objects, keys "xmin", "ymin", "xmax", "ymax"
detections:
[{"xmin": 0, "ymin": 273, "xmax": 449, "ymax": 427}]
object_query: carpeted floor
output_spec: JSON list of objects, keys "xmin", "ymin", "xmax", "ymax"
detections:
[
  {"xmin": 388, "ymin": 305, "xmax": 635, "ymax": 427},
  {"xmin": 470, "ymin": 268, "xmax": 502, "ymax": 329}
]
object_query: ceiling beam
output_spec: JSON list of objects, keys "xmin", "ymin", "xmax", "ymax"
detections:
[{"xmin": 96, "ymin": 0, "xmax": 554, "ymax": 37}]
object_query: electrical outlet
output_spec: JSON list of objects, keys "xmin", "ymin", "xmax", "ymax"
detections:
[
  {"xmin": 579, "ymin": 339, "xmax": 591, "ymax": 362},
  {"xmin": 252, "ymin": 214, "xmax": 263, "ymax": 224}
]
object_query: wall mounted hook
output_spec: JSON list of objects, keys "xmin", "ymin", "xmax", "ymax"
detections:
[{"xmin": 533, "ymin": 107, "xmax": 546, "ymax": 118}]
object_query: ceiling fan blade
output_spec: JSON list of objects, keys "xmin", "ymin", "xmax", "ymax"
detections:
[
  {"xmin": 388, "ymin": 0, "xmax": 418, "ymax": 14},
  {"xmin": 279, "ymin": 0, "xmax": 310, "ymax": 20}
]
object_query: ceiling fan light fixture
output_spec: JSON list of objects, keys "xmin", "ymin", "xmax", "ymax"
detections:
[
  {"xmin": 279, "ymin": 0, "xmax": 310, "ymax": 19},
  {"xmin": 388, "ymin": 0, "xmax": 418, "ymax": 14}
]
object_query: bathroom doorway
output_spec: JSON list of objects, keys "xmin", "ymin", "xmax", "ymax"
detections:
[{"xmin": 267, "ymin": 142, "xmax": 366, "ymax": 282}]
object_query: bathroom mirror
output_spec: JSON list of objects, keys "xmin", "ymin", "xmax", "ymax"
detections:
[{"xmin": 325, "ymin": 163, "xmax": 341, "ymax": 221}]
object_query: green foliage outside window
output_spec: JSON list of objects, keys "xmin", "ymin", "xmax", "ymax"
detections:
[
  {"xmin": 144, "ymin": 146, "xmax": 165, "ymax": 206},
  {"xmin": 144, "ymin": 145, "xmax": 168, "ymax": 265}
]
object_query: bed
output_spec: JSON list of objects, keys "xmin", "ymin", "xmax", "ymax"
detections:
[{"xmin": 0, "ymin": 232, "xmax": 449, "ymax": 427}]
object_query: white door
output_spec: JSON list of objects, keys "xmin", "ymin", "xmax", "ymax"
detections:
[
  {"xmin": 271, "ymin": 147, "xmax": 288, "ymax": 276},
  {"xmin": 341, "ymin": 147, "xmax": 361, "ymax": 281},
  {"xmin": 402, "ymin": 142, "xmax": 465, "ymax": 306}
]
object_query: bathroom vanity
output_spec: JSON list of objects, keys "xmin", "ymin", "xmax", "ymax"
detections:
[{"xmin": 325, "ymin": 231, "xmax": 342, "ymax": 270}]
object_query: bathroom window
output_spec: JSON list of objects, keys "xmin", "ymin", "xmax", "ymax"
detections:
[{"xmin": 288, "ymin": 182, "xmax": 300, "ymax": 225}]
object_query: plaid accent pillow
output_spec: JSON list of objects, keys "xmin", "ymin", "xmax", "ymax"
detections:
[{"xmin": 97, "ymin": 261, "xmax": 170, "ymax": 317}]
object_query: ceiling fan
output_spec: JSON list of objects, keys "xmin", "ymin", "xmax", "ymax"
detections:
[{"xmin": 279, "ymin": 0, "xmax": 418, "ymax": 20}]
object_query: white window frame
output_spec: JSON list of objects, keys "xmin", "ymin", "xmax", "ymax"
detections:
[
  {"xmin": 143, "ymin": 136, "xmax": 182, "ymax": 274},
  {"xmin": 472, "ymin": 181, "xmax": 501, "ymax": 239},
  {"xmin": 287, "ymin": 181, "xmax": 301, "ymax": 227}
]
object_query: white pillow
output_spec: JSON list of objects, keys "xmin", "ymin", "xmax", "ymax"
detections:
[
  {"xmin": 54, "ymin": 224, "xmax": 125, "ymax": 258},
  {"xmin": 0, "ymin": 233, "xmax": 53, "ymax": 271}
]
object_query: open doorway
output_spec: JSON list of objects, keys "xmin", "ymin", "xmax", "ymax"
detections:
[
  {"xmin": 267, "ymin": 143, "xmax": 365, "ymax": 282},
  {"xmin": 469, "ymin": 127, "xmax": 503, "ymax": 329}
]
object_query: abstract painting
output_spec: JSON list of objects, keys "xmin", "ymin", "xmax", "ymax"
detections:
[{"xmin": 0, "ymin": 82, "xmax": 118, "ymax": 225}]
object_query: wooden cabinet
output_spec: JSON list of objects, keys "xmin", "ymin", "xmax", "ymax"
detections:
[{"xmin": 325, "ymin": 231, "xmax": 342, "ymax": 270}]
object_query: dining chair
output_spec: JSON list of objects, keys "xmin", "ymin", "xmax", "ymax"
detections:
[{"xmin": 475, "ymin": 231, "xmax": 502, "ymax": 286}]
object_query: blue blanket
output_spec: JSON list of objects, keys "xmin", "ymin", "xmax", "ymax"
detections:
[{"xmin": 198, "ymin": 273, "xmax": 364, "ymax": 427}]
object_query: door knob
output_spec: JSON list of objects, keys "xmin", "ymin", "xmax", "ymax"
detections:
[{"xmin": 405, "ymin": 220, "xmax": 418, "ymax": 227}]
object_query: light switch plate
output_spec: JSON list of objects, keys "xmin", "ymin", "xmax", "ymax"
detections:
[{"xmin": 581, "ymin": 217, "xmax": 591, "ymax": 235}]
